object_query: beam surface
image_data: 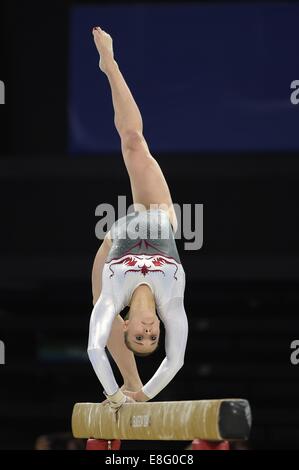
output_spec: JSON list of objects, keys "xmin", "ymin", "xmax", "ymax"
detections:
[{"xmin": 72, "ymin": 399, "xmax": 251, "ymax": 441}]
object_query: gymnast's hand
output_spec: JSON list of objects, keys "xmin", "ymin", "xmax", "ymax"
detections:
[
  {"xmin": 92, "ymin": 26, "xmax": 116, "ymax": 74},
  {"xmin": 103, "ymin": 388, "xmax": 136, "ymax": 412},
  {"xmin": 101, "ymin": 384, "xmax": 140, "ymax": 405},
  {"xmin": 123, "ymin": 390, "xmax": 150, "ymax": 402}
]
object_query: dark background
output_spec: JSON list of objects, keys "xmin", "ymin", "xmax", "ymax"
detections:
[
  {"xmin": 0, "ymin": 0, "xmax": 299, "ymax": 450},
  {"xmin": 69, "ymin": 3, "xmax": 299, "ymax": 153}
]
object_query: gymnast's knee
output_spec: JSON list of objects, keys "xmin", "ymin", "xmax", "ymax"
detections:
[
  {"xmin": 121, "ymin": 130, "xmax": 145, "ymax": 150},
  {"xmin": 121, "ymin": 131, "xmax": 151, "ymax": 164}
]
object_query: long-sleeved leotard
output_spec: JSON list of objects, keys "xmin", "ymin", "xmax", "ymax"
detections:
[{"xmin": 88, "ymin": 209, "xmax": 188, "ymax": 400}]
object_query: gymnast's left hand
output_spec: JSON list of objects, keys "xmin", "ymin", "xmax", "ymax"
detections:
[{"xmin": 123, "ymin": 390, "xmax": 150, "ymax": 402}]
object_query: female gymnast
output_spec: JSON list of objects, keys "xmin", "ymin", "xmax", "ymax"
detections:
[{"xmin": 88, "ymin": 26, "xmax": 188, "ymax": 410}]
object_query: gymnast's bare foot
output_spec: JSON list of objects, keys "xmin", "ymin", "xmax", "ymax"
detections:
[{"xmin": 92, "ymin": 26, "xmax": 116, "ymax": 74}]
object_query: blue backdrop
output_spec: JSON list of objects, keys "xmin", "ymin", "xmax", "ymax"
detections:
[{"xmin": 69, "ymin": 3, "xmax": 299, "ymax": 154}]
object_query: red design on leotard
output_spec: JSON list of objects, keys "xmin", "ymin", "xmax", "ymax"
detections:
[
  {"xmin": 124, "ymin": 262, "xmax": 165, "ymax": 277},
  {"xmin": 151, "ymin": 256, "xmax": 178, "ymax": 280},
  {"xmin": 109, "ymin": 256, "xmax": 141, "ymax": 278},
  {"xmin": 108, "ymin": 254, "xmax": 178, "ymax": 280}
]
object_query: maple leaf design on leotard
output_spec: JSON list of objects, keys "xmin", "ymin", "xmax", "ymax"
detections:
[
  {"xmin": 124, "ymin": 261, "xmax": 165, "ymax": 277},
  {"xmin": 108, "ymin": 254, "xmax": 178, "ymax": 280}
]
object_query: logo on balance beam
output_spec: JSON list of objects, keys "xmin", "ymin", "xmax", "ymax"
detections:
[{"xmin": 130, "ymin": 414, "xmax": 151, "ymax": 428}]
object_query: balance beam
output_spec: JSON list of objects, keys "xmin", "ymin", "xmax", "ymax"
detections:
[{"xmin": 72, "ymin": 399, "xmax": 251, "ymax": 441}]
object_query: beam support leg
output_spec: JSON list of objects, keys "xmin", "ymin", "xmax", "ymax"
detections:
[
  {"xmin": 192, "ymin": 439, "xmax": 230, "ymax": 450},
  {"xmin": 86, "ymin": 439, "xmax": 121, "ymax": 450}
]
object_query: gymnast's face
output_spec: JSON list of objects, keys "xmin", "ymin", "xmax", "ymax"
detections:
[{"xmin": 123, "ymin": 313, "xmax": 160, "ymax": 355}]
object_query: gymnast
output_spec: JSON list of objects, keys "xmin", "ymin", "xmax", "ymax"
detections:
[{"xmin": 88, "ymin": 26, "xmax": 188, "ymax": 410}]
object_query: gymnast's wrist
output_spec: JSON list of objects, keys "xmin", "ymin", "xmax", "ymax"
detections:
[
  {"xmin": 106, "ymin": 388, "xmax": 126, "ymax": 405},
  {"xmin": 136, "ymin": 389, "xmax": 151, "ymax": 402}
]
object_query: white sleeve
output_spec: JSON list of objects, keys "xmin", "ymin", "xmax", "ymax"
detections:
[
  {"xmin": 87, "ymin": 292, "xmax": 119, "ymax": 396},
  {"xmin": 141, "ymin": 296, "xmax": 188, "ymax": 400}
]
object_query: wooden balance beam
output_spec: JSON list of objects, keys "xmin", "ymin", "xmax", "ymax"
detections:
[{"xmin": 72, "ymin": 399, "xmax": 251, "ymax": 441}]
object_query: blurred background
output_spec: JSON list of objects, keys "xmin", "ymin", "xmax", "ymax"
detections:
[{"xmin": 0, "ymin": 0, "xmax": 299, "ymax": 450}]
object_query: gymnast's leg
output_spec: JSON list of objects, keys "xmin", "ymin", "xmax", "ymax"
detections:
[{"xmin": 92, "ymin": 26, "xmax": 177, "ymax": 231}]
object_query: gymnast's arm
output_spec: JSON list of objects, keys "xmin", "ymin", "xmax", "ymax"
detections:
[
  {"xmin": 91, "ymin": 235, "xmax": 143, "ymax": 392},
  {"xmin": 138, "ymin": 296, "xmax": 188, "ymax": 401},
  {"xmin": 88, "ymin": 291, "xmax": 121, "ymax": 395}
]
